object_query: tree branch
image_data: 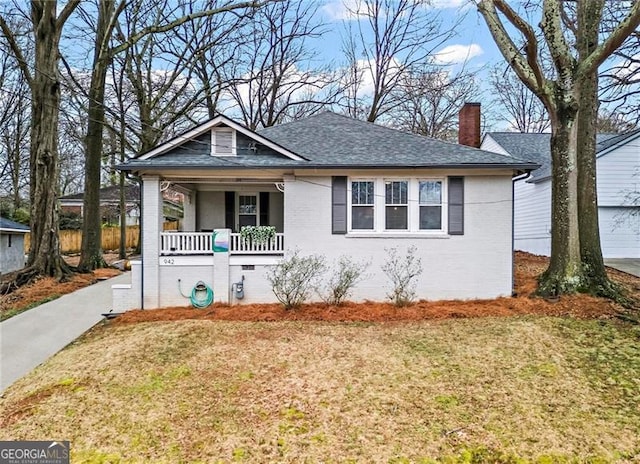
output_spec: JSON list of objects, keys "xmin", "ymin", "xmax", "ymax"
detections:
[
  {"xmin": 0, "ymin": 15, "xmax": 32, "ymax": 84},
  {"xmin": 578, "ymin": 1, "xmax": 640, "ymax": 79},
  {"xmin": 476, "ymin": 0, "xmax": 544, "ymax": 97},
  {"xmin": 109, "ymin": 0, "xmax": 274, "ymax": 56},
  {"xmin": 539, "ymin": 0, "xmax": 575, "ymax": 79},
  {"xmin": 56, "ymin": 0, "xmax": 81, "ymax": 28}
]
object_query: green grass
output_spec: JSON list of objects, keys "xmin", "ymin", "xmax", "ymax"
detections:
[{"xmin": 1, "ymin": 317, "xmax": 639, "ymax": 463}]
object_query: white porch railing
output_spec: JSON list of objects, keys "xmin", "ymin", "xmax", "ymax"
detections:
[
  {"xmin": 160, "ymin": 232, "xmax": 284, "ymax": 255},
  {"xmin": 229, "ymin": 232, "xmax": 285, "ymax": 254}
]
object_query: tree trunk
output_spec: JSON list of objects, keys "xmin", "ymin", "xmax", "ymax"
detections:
[
  {"xmin": 119, "ymin": 171, "xmax": 126, "ymax": 259},
  {"xmin": 538, "ymin": 99, "xmax": 585, "ymax": 296},
  {"xmin": 24, "ymin": 1, "xmax": 71, "ymax": 281},
  {"xmin": 78, "ymin": 0, "xmax": 114, "ymax": 271},
  {"xmin": 575, "ymin": 0, "xmax": 620, "ymax": 298}
]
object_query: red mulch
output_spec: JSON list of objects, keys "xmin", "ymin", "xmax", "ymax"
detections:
[{"xmin": 114, "ymin": 252, "xmax": 639, "ymax": 325}]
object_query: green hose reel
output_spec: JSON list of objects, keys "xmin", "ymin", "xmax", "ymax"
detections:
[{"xmin": 179, "ymin": 279, "xmax": 214, "ymax": 308}]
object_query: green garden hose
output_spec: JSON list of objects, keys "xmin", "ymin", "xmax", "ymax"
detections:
[{"xmin": 178, "ymin": 279, "xmax": 214, "ymax": 308}]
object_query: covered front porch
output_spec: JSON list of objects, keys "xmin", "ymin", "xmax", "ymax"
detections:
[{"xmin": 158, "ymin": 176, "xmax": 286, "ymax": 256}]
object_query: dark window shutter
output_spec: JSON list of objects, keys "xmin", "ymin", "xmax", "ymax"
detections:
[
  {"xmin": 259, "ymin": 192, "xmax": 269, "ymax": 226},
  {"xmin": 448, "ymin": 177, "xmax": 464, "ymax": 235},
  {"xmin": 332, "ymin": 176, "xmax": 347, "ymax": 234},
  {"xmin": 225, "ymin": 191, "xmax": 235, "ymax": 231}
]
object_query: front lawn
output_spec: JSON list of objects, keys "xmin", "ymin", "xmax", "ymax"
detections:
[{"xmin": 1, "ymin": 317, "xmax": 639, "ymax": 462}]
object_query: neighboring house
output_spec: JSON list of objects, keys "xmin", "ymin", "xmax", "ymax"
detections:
[
  {"xmin": 59, "ymin": 185, "xmax": 184, "ymax": 226},
  {"xmin": 481, "ymin": 130, "xmax": 640, "ymax": 259},
  {"xmin": 0, "ymin": 217, "xmax": 29, "ymax": 275},
  {"xmin": 59, "ymin": 185, "xmax": 142, "ymax": 226},
  {"xmin": 112, "ymin": 106, "xmax": 537, "ymax": 310}
]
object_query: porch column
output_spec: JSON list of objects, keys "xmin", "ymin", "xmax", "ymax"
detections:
[
  {"xmin": 213, "ymin": 228, "xmax": 230, "ymax": 304},
  {"xmin": 142, "ymin": 176, "xmax": 162, "ymax": 309},
  {"xmin": 182, "ymin": 189, "xmax": 197, "ymax": 231}
]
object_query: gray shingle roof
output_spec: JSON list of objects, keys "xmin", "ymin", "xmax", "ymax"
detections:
[
  {"xmin": 122, "ymin": 112, "xmax": 538, "ymax": 172},
  {"xmin": 0, "ymin": 216, "xmax": 30, "ymax": 232},
  {"xmin": 486, "ymin": 131, "xmax": 630, "ymax": 182}
]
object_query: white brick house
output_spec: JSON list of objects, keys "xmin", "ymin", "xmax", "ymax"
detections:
[
  {"xmin": 482, "ymin": 130, "xmax": 640, "ymax": 258},
  {"xmin": 113, "ymin": 110, "xmax": 537, "ymax": 310}
]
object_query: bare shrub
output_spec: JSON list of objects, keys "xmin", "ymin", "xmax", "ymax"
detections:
[
  {"xmin": 267, "ymin": 250, "xmax": 326, "ymax": 309},
  {"xmin": 381, "ymin": 246, "xmax": 423, "ymax": 307},
  {"xmin": 318, "ymin": 256, "xmax": 368, "ymax": 306}
]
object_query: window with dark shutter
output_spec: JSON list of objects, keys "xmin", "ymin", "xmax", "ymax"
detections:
[
  {"xmin": 448, "ymin": 177, "xmax": 464, "ymax": 235},
  {"xmin": 332, "ymin": 176, "xmax": 347, "ymax": 234},
  {"xmin": 259, "ymin": 192, "xmax": 270, "ymax": 226},
  {"xmin": 225, "ymin": 191, "xmax": 235, "ymax": 231}
]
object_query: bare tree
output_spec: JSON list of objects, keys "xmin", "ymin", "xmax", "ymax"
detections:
[
  {"xmin": 225, "ymin": 0, "xmax": 337, "ymax": 129},
  {"xmin": 390, "ymin": 67, "xmax": 479, "ymax": 141},
  {"xmin": 489, "ymin": 64, "xmax": 550, "ymax": 132},
  {"xmin": 0, "ymin": 0, "xmax": 81, "ymax": 288},
  {"xmin": 476, "ymin": 0, "xmax": 640, "ymax": 298},
  {"xmin": 0, "ymin": 30, "xmax": 30, "ymax": 211},
  {"xmin": 600, "ymin": 7, "xmax": 640, "ymax": 127},
  {"xmin": 67, "ymin": 0, "xmax": 271, "ymax": 271},
  {"xmin": 340, "ymin": 0, "xmax": 457, "ymax": 123}
]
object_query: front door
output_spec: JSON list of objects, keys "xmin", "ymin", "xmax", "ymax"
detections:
[{"xmin": 238, "ymin": 194, "xmax": 258, "ymax": 229}]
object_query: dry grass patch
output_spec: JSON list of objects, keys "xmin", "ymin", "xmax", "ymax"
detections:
[{"xmin": 1, "ymin": 318, "xmax": 639, "ymax": 463}]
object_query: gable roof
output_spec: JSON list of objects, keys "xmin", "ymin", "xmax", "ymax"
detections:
[
  {"xmin": 484, "ymin": 130, "xmax": 637, "ymax": 182},
  {"xmin": 0, "ymin": 216, "xmax": 30, "ymax": 233},
  {"xmin": 59, "ymin": 185, "xmax": 140, "ymax": 203},
  {"xmin": 137, "ymin": 113, "xmax": 305, "ymax": 161},
  {"xmin": 120, "ymin": 112, "xmax": 538, "ymax": 173}
]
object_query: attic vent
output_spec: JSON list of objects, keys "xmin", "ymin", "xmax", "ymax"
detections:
[{"xmin": 213, "ymin": 129, "xmax": 235, "ymax": 156}]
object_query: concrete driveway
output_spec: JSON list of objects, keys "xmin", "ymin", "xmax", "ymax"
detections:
[
  {"xmin": 0, "ymin": 272, "xmax": 131, "ymax": 393},
  {"xmin": 605, "ymin": 259, "xmax": 640, "ymax": 278}
]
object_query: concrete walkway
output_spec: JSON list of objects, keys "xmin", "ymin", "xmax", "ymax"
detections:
[
  {"xmin": 605, "ymin": 259, "xmax": 640, "ymax": 278},
  {"xmin": 0, "ymin": 272, "xmax": 131, "ymax": 393}
]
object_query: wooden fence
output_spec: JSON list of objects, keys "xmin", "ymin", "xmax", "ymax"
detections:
[{"xmin": 24, "ymin": 222, "xmax": 178, "ymax": 254}]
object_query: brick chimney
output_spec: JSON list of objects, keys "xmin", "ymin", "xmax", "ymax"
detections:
[{"xmin": 458, "ymin": 102, "xmax": 481, "ymax": 148}]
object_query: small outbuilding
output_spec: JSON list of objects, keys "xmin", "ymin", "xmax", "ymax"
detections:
[{"xmin": 0, "ymin": 216, "xmax": 29, "ymax": 275}]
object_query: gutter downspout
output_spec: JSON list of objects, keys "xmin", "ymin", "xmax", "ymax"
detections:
[{"xmin": 512, "ymin": 170, "xmax": 532, "ymax": 296}]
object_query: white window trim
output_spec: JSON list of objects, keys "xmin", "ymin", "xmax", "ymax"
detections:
[
  {"xmin": 417, "ymin": 178, "xmax": 447, "ymax": 233},
  {"xmin": 384, "ymin": 178, "xmax": 410, "ymax": 231},
  {"xmin": 211, "ymin": 128, "xmax": 237, "ymax": 156},
  {"xmin": 347, "ymin": 177, "xmax": 447, "ymax": 235},
  {"xmin": 236, "ymin": 192, "xmax": 259, "ymax": 230},
  {"xmin": 349, "ymin": 179, "xmax": 376, "ymax": 231}
]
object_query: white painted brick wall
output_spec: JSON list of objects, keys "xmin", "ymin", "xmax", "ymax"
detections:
[
  {"xmin": 284, "ymin": 175, "xmax": 514, "ymax": 301},
  {"xmin": 142, "ymin": 177, "xmax": 162, "ymax": 308}
]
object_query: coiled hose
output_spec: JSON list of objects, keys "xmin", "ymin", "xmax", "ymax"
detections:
[{"xmin": 179, "ymin": 280, "xmax": 214, "ymax": 308}]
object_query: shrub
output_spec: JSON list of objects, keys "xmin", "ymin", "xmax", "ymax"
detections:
[
  {"xmin": 318, "ymin": 256, "xmax": 368, "ymax": 306},
  {"xmin": 59, "ymin": 210, "xmax": 82, "ymax": 230},
  {"xmin": 381, "ymin": 246, "xmax": 423, "ymax": 307},
  {"xmin": 267, "ymin": 250, "xmax": 326, "ymax": 309}
]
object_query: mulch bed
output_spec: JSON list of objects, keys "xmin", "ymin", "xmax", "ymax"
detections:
[{"xmin": 115, "ymin": 252, "xmax": 639, "ymax": 324}]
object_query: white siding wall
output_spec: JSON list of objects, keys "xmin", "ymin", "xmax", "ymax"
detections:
[
  {"xmin": 480, "ymin": 135, "xmax": 511, "ymax": 156},
  {"xmin": 513, "ymin": 179, "xmax": 552, "ymax": 256},
  {"xmin": 597, "ymin": 136, "xmax": 640, "ymax": 206},
  {"xmin": 230, "ymin": 263, "xmax": 279, "ymax": 304},
  {"xmin": 284, "ymin": 175, "xmax": 514, "ymax": 301},
  {"xmin": 599, "ymin": 207, "xmax": 640, "ymax": 258},
  {"xmin": 0, "ymin": 233, "xmax": 26, "ymax": 274}
]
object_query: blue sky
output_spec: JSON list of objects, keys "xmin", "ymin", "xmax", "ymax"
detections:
[{"xmin": 313, "ymin": 0, "xmax": 504, "ymax": 71}]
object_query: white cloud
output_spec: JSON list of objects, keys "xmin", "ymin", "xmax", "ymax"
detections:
[
  {"xmin": 428, "ymin": 0, "xmax": 471, "ymax": 9},
  {"xmin": 322, "ymin": 0, "xmax": 370, "ymax": 21},
  {"xmin": 433, "ymin": 44, "xmax": 483, "ymax": 64}
]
